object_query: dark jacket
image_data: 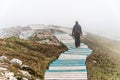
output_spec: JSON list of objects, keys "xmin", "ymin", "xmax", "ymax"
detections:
[{"xmin": 72, "ymin": 24, "xmax": 82, "ymax": 36}]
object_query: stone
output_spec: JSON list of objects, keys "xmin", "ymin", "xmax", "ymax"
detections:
[
  {"xmin": 19, "ymin": 70, "xmax": 31, "ymax": 77},
  {"xmin": 19, "ymin": 30, "xmax": 34, "ymax": 39},
  {"xmin": 23, "ymin": 77, "xmax": 28, "ymax": 80},
  {"xmin": 0, "ymin": 56, "xmax": 7, "ymax": 61},
  {"xmin": 0, "ymin": 67, "xmax": 7, "ymax": 71},
  {"xmin": 45, "ymin": 39, "xmax": 50, "ymax": 43},
  {"xmin": 93, "ymin": 60, "xmax": 97, "ymax": 63},
  {"xmin": 9, "ymin": 76, "xmax": 17, "ymax": 80},
  {"xmin": 21, "ymin": 65, "xmax": 29, "ymax": 69},
  {"xmin": 10, "ymin": 58, "xmax": 22, "ymax": 65},
  {"xmin": 0, "ymin": 26, "xmax": 31, "ymax": 38},
  {"xmin": 5, "ymin": 72, "xmax": 14, "ymax": 78}
]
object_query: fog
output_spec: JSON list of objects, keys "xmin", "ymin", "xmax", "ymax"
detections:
[{"xmin": 0, "ymin": 0, "xmax": 120, "ymax": 35}]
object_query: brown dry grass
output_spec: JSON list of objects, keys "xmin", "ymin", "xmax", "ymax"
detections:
[
  {"xmin": 82, "ymin": 33, "xmax": 120, "ymax": 80},
  {"xmin": 0, "ymin": 37, "xmax": 67, "ymax": 79}
]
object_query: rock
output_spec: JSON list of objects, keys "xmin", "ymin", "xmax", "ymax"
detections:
[
  {"xmin": 45, "ymin": 39, "xmax": 50, "ymax": 43},
  {"xmin": 9, "ymin": 76, "xmax": 17, "ymax": 80},
  {"xmin": 1, "ymin": 26, "xmax": 31, "ymax": 38},
  {"xmin": 10, "ymin": 58, "xmax": 22, "ymax": 65},
  {"xmin": 0, "ymin": 67, "xmax": 7, "ymax": 71},
  {"xmin": 23, "ymin": 77, "xmax": 28, "ymax": 80},
  {"xmin": 5, "ymin": 72, "xmax": 14, "ymax": 77},
  {"xmin": 41, "ymin": 39, "xmax": 50, "ymax": 43},
  {"xmin": 19, "ymin": 30, "xmax": 34, "ymax": 39},
  {"xmin": 19, "ymin": 70, "xmax": 31, "ymax": 78},
  {"xmin": 93, "ymin": 60, "xmax": 97, "ymax": 63},
  {"xmin": 21, "ymin": 65, "xmax": 29, "ymax": 68},
  {"xmin": 0, "ymin": 56, "xmax": 8, "ymax": 61},
  {"xmin": 0, "ymin": 71, "xmax": 17, "ymax": 80},
  {"xmin": 20, "ymin": 65, "xmax": 31, "ymax": 78}
]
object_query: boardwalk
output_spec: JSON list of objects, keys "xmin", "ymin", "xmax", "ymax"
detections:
[{"xmin": 45, "ymin": 33, "xmax": 92, "ymax": 80}]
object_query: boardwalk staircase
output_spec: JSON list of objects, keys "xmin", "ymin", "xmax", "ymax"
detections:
[{"xmin": 45, "ymin": 33, "xmax": 92, "ymax": 80}]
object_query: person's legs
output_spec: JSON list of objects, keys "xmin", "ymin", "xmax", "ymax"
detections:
[
  {"xmin": 75, "ymin": 33, "xmax": 80, "ymax": 48},
  {"xmin": 75, "ymin": 36, "xmax": 78, "ymax": 48},
  {"xmin": 78, "ymin": 36, "xmax": 80, "ymax": 47}
]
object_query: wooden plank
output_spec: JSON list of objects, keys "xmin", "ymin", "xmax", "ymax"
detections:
[
  {"xmin": 58, "ymin": 54, "xmax": 87, "ymax": 60},
  {"xmin": 49, "ymin": 66, "xmax": 86, "ymax": 70},
  {"xmin": 51, "ymin": 59, "xmax": 86, "ymax": 64},
  {"xmin": 45, "ymin": 72, "xmax": 87, "ymax": 79},
  {"xmin": 46, "ymin": 69, "xmax": 87, "ymax": 72},
  {"xmin": 61, "ymin": 40, "xmax": 74, "ymax": 44},
  {"xmin": 49, "ymin": 63, "xmax": 85, "ymax": 66},
  {"xmin": 62, "ymin": 52, "xmax": 91, "ymax": 55},
  {"xmin": 55, "ymin": 34, "xmax": 73, "ymax": 41}
]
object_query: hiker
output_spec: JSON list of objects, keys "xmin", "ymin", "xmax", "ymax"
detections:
[{"xmin": 72, "ymin": 21, "xmax": 82, "ymax": 48}]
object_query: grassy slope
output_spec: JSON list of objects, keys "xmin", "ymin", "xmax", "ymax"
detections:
[
  {"xmin": 82, "ymin": 33, "xmax": 120, "ymax": 80},
  {"xmin": 0, "ymin": 37, "xmax": 67, "ymax": 79}
]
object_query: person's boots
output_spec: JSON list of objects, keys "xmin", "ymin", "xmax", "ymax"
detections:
[{"xmin": 75, "ymin": 44, "xmax": 78, "ymax": 48}]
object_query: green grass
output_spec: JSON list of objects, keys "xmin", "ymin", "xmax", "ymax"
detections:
[
  {"xmin": 0, "ymin": 37, "xmax": 67, "ymax": 79},
  {"xmin": 82, "ymin": 33, "xmax": 120, "ymax": 80}
]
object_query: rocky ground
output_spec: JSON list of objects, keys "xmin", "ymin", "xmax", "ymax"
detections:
[
  {"xmin": 0, "ymin": 25, "xmax": 68, "ymax": 80},
  {"xmin": 0, "ymin": 56, "xmax": 31, "ymax": 80},
  {"xmin": 0, "ymin": 25, "xmax": 68, "ymax": 45}
]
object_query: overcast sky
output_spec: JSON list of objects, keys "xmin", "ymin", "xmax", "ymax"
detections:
[{"xmin": 0, "ymin": 0, "xmax": 120, "ymax": 34}]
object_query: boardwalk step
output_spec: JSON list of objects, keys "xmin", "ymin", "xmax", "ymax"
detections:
[
  {"xmin": 63, "ymin": 51, "xmax": 91, "ymax": 55},
  {"xmin": 58, "ymin": 54, "xmax": 87, "ymax": 59},
  {"xmin": 45, "ymin": 72, "xmax": 87, "ymax": 79},
  {"xmin": 49, "ymin": 66, "xmax": 86, "ymax": 70},
  {"xmin": 51, "ymin": 59, "xmax": 86, "ymax": 64},
  {"xmin": 61, "ymin": 40, "xmax": 74, "ymax": 44},
  {"xmin": 46, "ymin": 69, "xmax": 87, "ymax": 72},
  {"xmin": 65, "ymin": 43, "xmax": 85, "ymax": 45},
  {"xmin": 65, "ymin": 44, "xmax": 88, "ymax": 48},
  {"xmin": 50, "ymin": 63, "xmax": 85, "ymax": 66},
  {"xmin": 65, "ymin": 50, "xmax": 92, "ymax": 53},
  {"xmin": 68, "ymin": 48, "xmax": 92, "ymax": 51}
]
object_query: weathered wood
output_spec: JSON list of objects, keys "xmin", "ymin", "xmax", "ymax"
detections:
[{"xmin": 45, "ymin": 34, "xmax": 92, "ymax": 80}]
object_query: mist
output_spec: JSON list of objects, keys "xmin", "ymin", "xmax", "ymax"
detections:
[{"xmin": 0, "ymin": 0, "xmax": 120, "ymax": 36}]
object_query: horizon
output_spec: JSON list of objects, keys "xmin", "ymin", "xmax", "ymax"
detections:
[{"xmin": 0, "ymin": 0, "xmax": 120, "ymax": 35}]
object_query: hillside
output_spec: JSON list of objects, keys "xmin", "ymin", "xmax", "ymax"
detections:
[
  {"xmin": 0, "ymin": 37, "xmax": 67, "ymax": 80},
  {"xmin": 1, "ymin": 25, "xmax": 120, "ymax": 80},
  {"xmin": 82, "ymin": 33, "xmax": 120, "ymax": 80}
]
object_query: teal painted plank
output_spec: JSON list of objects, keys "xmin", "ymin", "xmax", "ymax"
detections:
[
  {"xmin": 53, "ymin": 59, "xmax": 85, "ymax": 62},
  {"xmin": 63, "ymin": 53, "xmax": 91, "ymax": 55},
  {"xmin": 63, "ymin": 51, "xmax": 90, "ymax": 53},
  {"xmin": 46, "ymin": 69, "xmax": 87, "ymax": 72},
  {"xmin": 50, "ymin": 63, "xmax": 85, "ymax": 66},
  {"xmin": 51, "ymin": 59, "xmax": 85, "ymax": 64}
]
